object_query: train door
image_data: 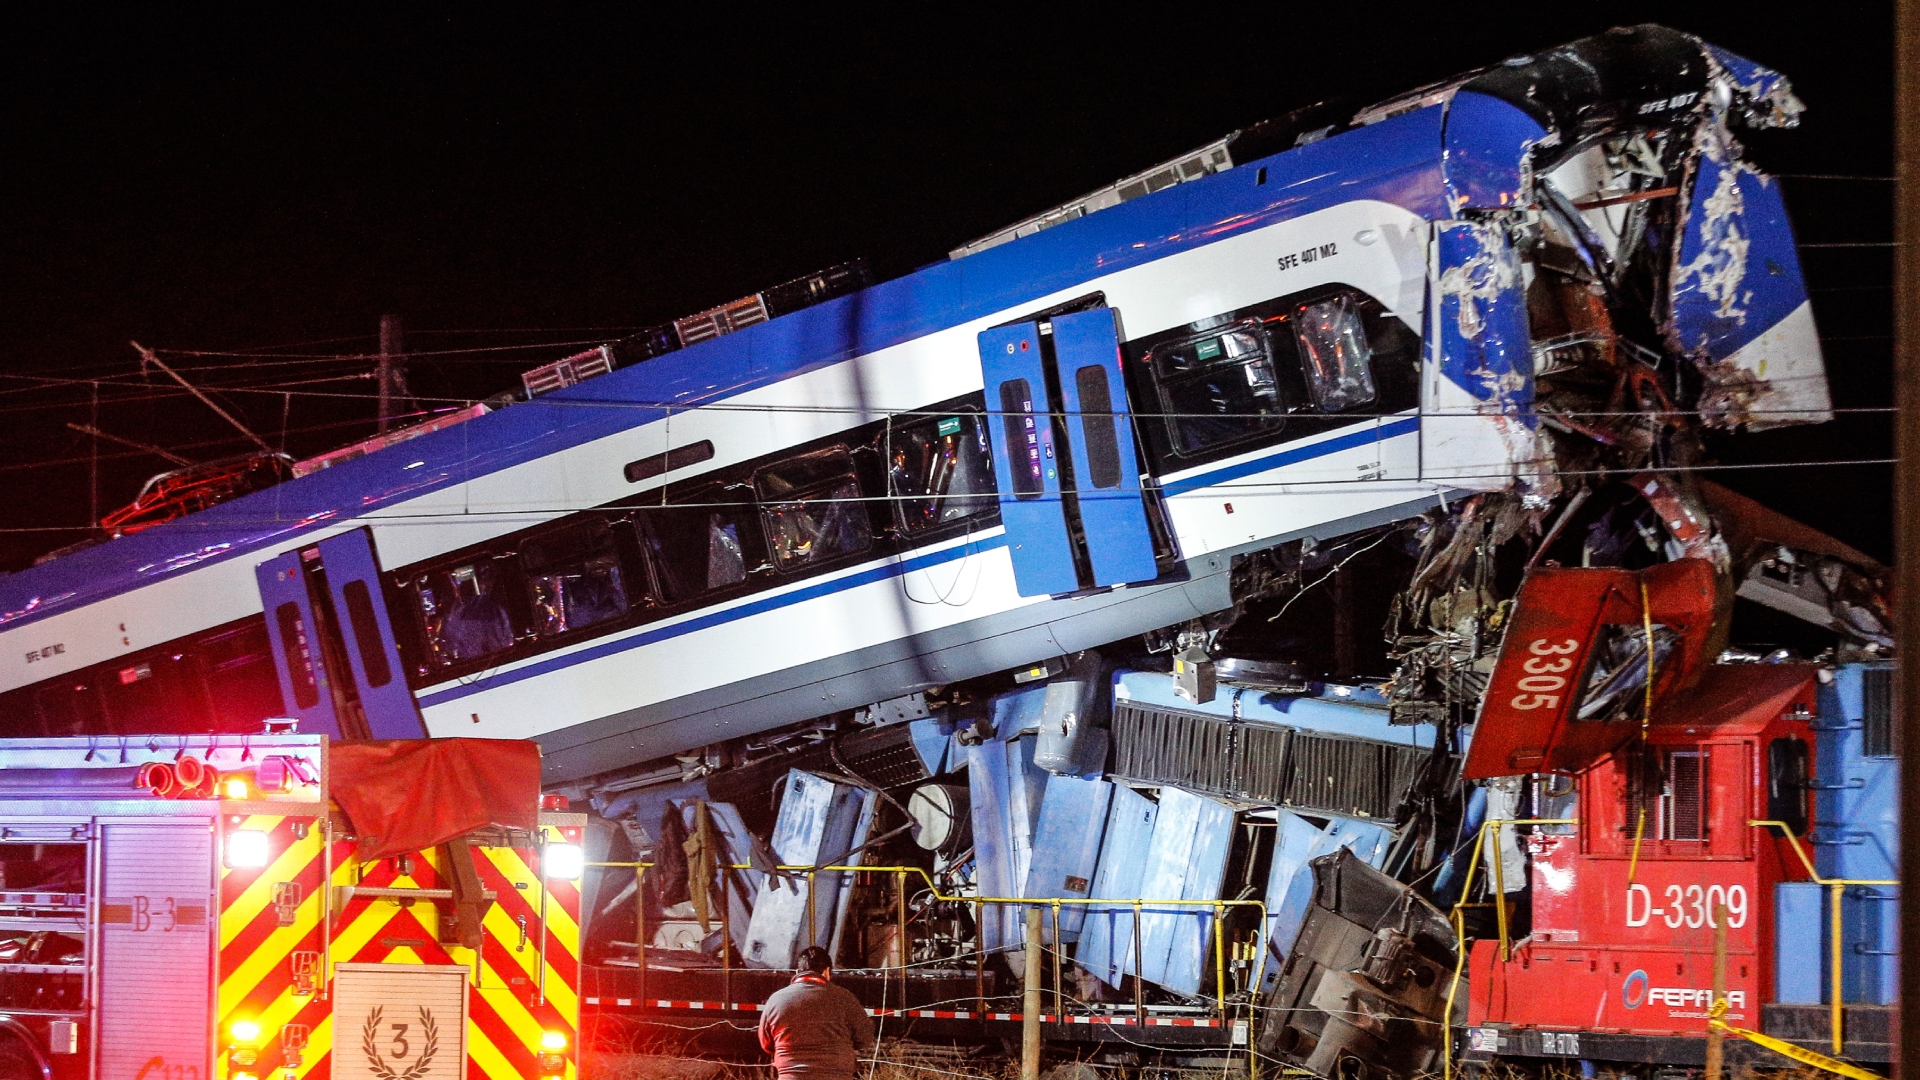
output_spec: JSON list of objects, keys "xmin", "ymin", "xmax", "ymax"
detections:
[
  {"xmin": 256, "ymin": 528, "xmax": 426, "ymax": 740},
  {"xmin": 978, "ymin": 307, "xmax": 1159, "ymax": 597}
]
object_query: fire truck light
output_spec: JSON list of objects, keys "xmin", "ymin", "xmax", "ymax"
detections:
[
  {"xmin": 540, "ymin": 1030, "xmax": 568, "ymax": 1051},
  {"xmin": 232, "ymin": 1072, "xmax": 258, "ymax": 1080},
  {"xmin": 224, "ymin": 777, "xmax": 253, "ymax": 800},
  {"xmin": 225, "ymin": 830, "xmax": 271, "ymax": 869},
  {"xmin": 230, "ymin": 1018, "xmax": 262, "ymax": 1043},
  {"xmin": 544, "ymin": 842, "xmax": 584, "ymax": 881}
]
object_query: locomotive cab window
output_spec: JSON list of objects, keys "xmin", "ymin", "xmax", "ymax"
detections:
[
  {"xmin": 887, "ymin": 412, "xmax": 996, "ymax": 533},
  {"xmin": 756, "ymin": 449, "xmax": 873, "ymax": 572},
  {"xmin": 1148, "ymin": 321, "xmax": 1286, "ymax": 458},
  {"xmin": 520, "ymin": 517, "xmax": 639, "ymax": 639}
]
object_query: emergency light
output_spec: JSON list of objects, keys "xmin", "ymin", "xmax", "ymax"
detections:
[
  {"xmin": 224, "ymin": 829, "xmax": 271, "ymax": 869},
  {"xmin": 543, "ymin": 842, "xmax": 584, "ymax": 881}
]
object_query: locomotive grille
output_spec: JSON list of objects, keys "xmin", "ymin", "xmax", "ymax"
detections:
[
  {"xmin": 1110, "ymin": 700, "xmax": 1433, "ymax": 817},
  {"xmin": 1283, "ymin": 733, "xmax": 1426, "ymax": 820},
  {"xmin": 1111, "ymin": 701, "xmax": 1249, "ymax": 796}
]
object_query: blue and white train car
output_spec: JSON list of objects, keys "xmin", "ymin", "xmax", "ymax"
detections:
[{"xmin": 0, "ymin": 26, "xmax": 1827, "ymax": 783}]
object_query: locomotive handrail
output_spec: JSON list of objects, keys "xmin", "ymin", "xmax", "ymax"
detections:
[
  {"xmin": 589, "ymin": 858, "xmax": 1267, "ymax": 1078},
  {"xmin": 1440, "ymin": 817, "xmax": 1578, "ymax": 1080},
  {"xmin": 1749, "ymin": 819, "xmax": 1899, "ymax": 1056}
]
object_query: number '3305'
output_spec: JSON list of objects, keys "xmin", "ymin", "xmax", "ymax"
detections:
[{"xmin": 1510, "ymin": 638, "xmax": 1578, "ymax": 710}]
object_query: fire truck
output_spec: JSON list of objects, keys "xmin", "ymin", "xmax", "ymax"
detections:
[{"xmin": 0, "ymin": 732, "xmax": 583, "ymax": 1080}]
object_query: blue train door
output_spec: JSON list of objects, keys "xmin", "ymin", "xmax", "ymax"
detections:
[
  {"xmin": 979, "ymin": 306, "xmax": 1159, "ymax": 597},
  {"xmin": 255, "ymin": 527, "xmax": 425, "ymax": 739}
]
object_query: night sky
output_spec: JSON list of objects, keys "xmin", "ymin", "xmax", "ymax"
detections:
[{"xmin": 0, "ymin": 5, "xmax": 1895, "ymax": 572}]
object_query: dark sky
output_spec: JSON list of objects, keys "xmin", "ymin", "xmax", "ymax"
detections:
[{"xmin": 0, "ymin": 5, "xmax": 1895, "ymax": 570}]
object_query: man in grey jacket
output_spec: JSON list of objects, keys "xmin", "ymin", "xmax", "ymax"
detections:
[{"xmin": 758, "ymin": 946, "xmax": 877, "ymax": 1080}]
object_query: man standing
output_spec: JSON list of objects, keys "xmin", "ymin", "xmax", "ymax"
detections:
[{"xmin": 758, "ymin": 946, "xmax": 877, "ymax": 1079}]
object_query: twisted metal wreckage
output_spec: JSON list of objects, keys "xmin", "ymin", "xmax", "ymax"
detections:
[{"xmin": 546, "ymin": 26, "xmax": 1886, "ymax": 1077}]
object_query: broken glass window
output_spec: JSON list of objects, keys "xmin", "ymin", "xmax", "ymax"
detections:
[
  {"xmin": 1293, "ymin": 294, "xmax": 1378, "ymax": 412},
  {"xmin": 1149, "ymin": 321, "xmax": 1286, "ymax": 457},
  {"xmin": 520, "ymin": 518, "xmax": 632, "ymax": 639},
  {"xmin": 755, "ymin": 449, "xmax": 873, "ymax": 572},
  {"xmin": 887, "ymin": 412, "xmax": 996, "ymax": 533}
]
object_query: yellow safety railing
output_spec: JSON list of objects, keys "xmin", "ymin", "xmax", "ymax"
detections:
[
  {"xmin": 589, "ymin": 859, "xmax": 1267, "ymax": 1077},
  {"xmin": 1440, "ymin": 818, "xmax": 1578, "ymax": 1080},
  {"xmin": 1749, "ymin": 819, "xmax": 1899, "ymax": 1058},
  {"xmin": 1437, "ymin": 817, "xmax": 1896, "ymax": 1078}
]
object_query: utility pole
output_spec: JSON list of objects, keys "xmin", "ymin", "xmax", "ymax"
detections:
[
  {"xmin": 377, "ymin": 313, "xmax": 408, "ymax": 434},
  {"xmin": 1895, "ymin": 0, "xmax": 1918, "ymax": 1074}
]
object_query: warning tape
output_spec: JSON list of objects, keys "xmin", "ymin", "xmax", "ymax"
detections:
[
  {"xmin": 582, "ymin": 998, "xmax": 1226, "ymax": 1027},
  {"xmin": 1709, "ymin": 1007, "xmax": 1883, "ymax": 1080}
]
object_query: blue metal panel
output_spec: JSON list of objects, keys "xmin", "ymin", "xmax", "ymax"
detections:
[
  {"xmin": 1111, "ymin": 669, "xmax": 1434, "ymax": 749},
  {"xmin": 743, "ymin": 770, "xmax": 869, "ymax": 968},
  {"xmin": 1669, "ymin": 148, "xmax": 1814, "ymax": 367},
  {"xmin": 1258, "ymin": 812, "xmax": 1394, "ymax": 993},
  {"xmin": 968, "ymin": 732, "xmax": 1048, "ymax": 958},
  {"xmin": 252, "ymin": 552, "xmax": 341, "ymax": 738},
  {"xmin": 1022, "ymin": 774, "xmax": 1113, "ymax": 941},
  {"xmin": 1052, "ymin": 308, "xmax": 1157, "ymax": 588},
  {"xmin": 1079, "ymin": 783, "xmax": 1158, "ymax": 988},
  {"xmin": 907, "ymin": 714, "xmax": 956, "ymax": 776},
  {"xmin": 1440, "ymin": 91, "xmax": 1548, "ymax": 212},
  {"xmin": 1135, "ymin": 786, "xmax": 1235, "ymax": 995},
  {"xmin": 1774, "ymin": 882, "xmax": 1823, "ymax": 1005},
  {"xmin": 1814, "ymin": 663, "xmax": 1900, "ymax": 1003},
  {"xmin": 978, "ymin": 322, "xmax": 1079, "ymax": 596},
  {"xmin": 316, "ymin": 529, "xmax": 425, "ymax": 739},
  {"xmin": 1431, "ymin": 220, "xmax": 1534, "ymax": 417}
]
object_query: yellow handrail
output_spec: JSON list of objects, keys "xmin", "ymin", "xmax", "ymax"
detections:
[
  {"xmin": 1440, "ymin": 818, "xmax": 1578, "ymax": 1080},
  {"xmin": 1749, "ymin": 820, "xmax": 1898, "ymax": 1055},
  {"xmin": 587, "ymin": 857, "xmax": 1267, "ymax": 1072}
]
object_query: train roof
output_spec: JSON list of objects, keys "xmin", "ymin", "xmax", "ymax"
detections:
[{"xmin": 0, "ymin": 25, "xmax": 1797, "ymax": 634}]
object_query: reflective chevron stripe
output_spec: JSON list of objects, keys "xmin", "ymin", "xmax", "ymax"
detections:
[{"xmin": 216, "ymin": 815, "xmax": 583, "ymax": 1080}]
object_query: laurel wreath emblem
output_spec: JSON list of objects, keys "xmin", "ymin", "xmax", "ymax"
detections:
[{"xmin": 361, "ymin": 1005, "xmax": 439, "ymax": 1080}]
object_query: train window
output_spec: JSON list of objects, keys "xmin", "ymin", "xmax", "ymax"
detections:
[
  {"xmin": 274, "ymin": 602, "xmax": 321, "ymax": 709},
  {"xmin": 198, "ymin": 620, "xmax": 285, "ymax": 731},
  {"xmin": 341, "ymin": 581, "xmax": 393, "ymax": 688},
  {"xmin": 1073, "ymin": 366, "xmax": 1124, "ymax": 489},
  {"xmin": 997, "ymin": 380, "xmax": 1044, "ymax": 499},
  {"xmin": 1658, "ymin": 749, "xmax": 1707, "ymax": 842},
  {"xmin": 407, "ymin": 559, "xmax": 524, "ymax": 668},
  {"xmin": 1293, "ymin": 294, "xmax": 1378, "ymax": 412},
  {"xmin": 520, "ymin": 518, "xmax": 633, "ymax": 638},
  {"xmin": 1623, "ymin": 745, "xmax": 1710, "ymax": 846},
  {"xmin": 625, "ymin": 440, "xmax": 716, "ymax": 484},
  {"xmin": 636, "ymin": 484, "xmax": 758, "ymax": 602},
  {"xmin": 102, "ymin": 652, "xmax": 208, "ymax": 734},
  {"xmin": 31, "ymin": 678, "xmax": 105, "ymax": 737},
  {"xmin": 1147, "ymin": 321, "xmax": 1285, "ymax": 457},
  {"xmin": 887, "ymin": 413, "xmax": 996, "ymax": 533},
  {"xmin": 756, "ymin": 449, "xmax": 873, "ymax": 572},
  {"xmin": 1766, "ymin": 736, "xmax": 1810, "ymax": 836}
]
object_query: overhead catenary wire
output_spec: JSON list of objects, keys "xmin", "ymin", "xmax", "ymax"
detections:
[{"xmin": 0, "ymin": 455, "xmax": 1891, "ymax": 535}]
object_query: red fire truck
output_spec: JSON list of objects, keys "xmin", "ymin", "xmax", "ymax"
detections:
[{"xmin": 0, "ymin": 732, "xmax": 582, "ymax": 1080}]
